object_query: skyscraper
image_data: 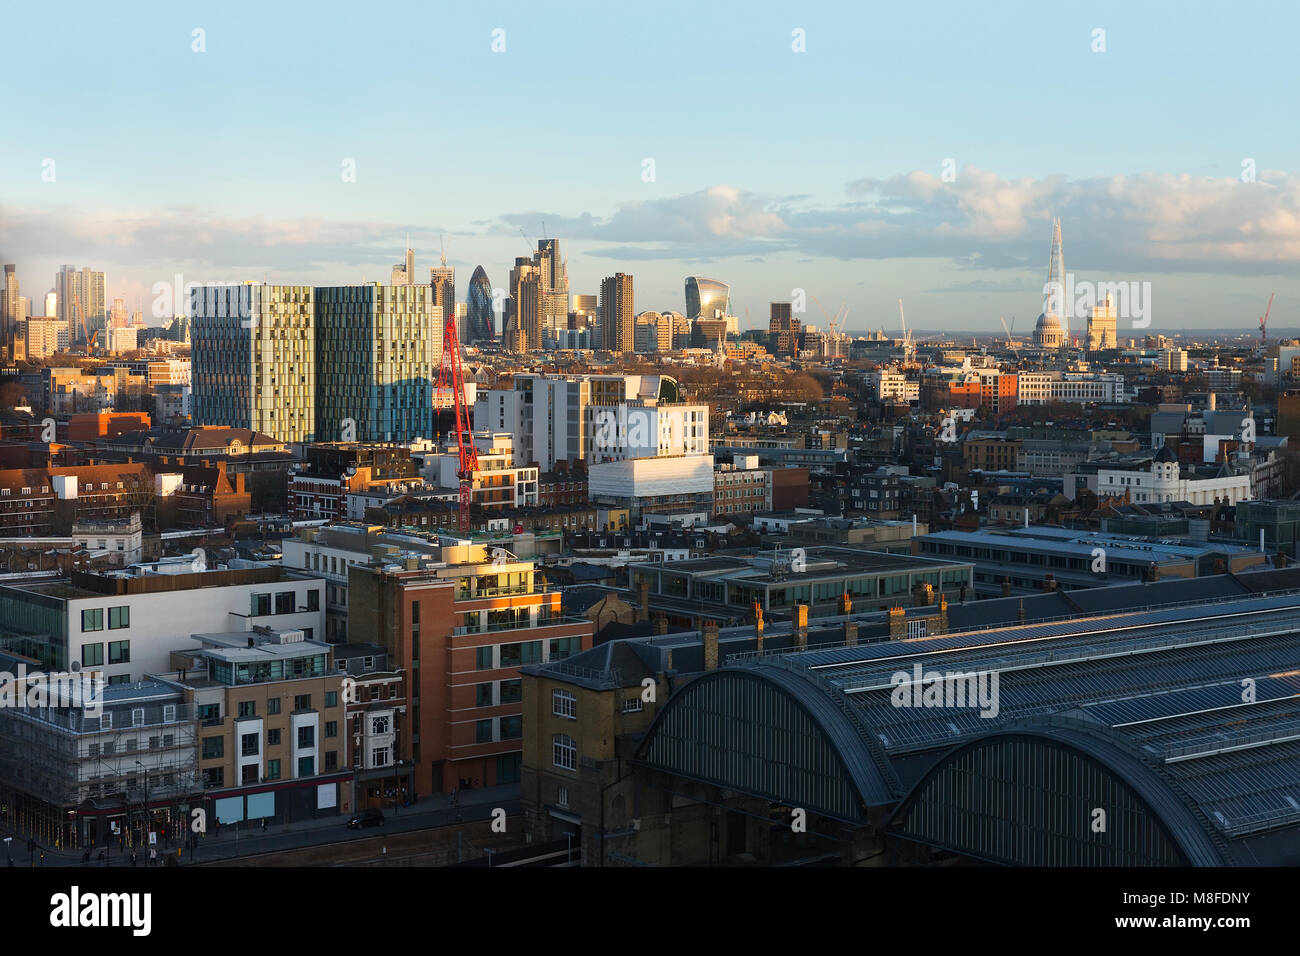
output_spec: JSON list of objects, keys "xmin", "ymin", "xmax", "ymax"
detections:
[
  {"xmin": 768, "ymin": 302, "xmax": 800, "ymax": 356},
  {"xmin": 465, "ymin": 266, "xmax": 495, "ymax": 344},
  {"xmin": 191, "ymin": 283, "xmax": 317, "ymax": 442},
  {"xmin": 391, "ymin": 246, "xmax": 416, "ymax": 285},
  {"xmin": 56, "ymin": 265, "xmax": 106, "ymax": 344},
  {"xmin": 507, "ymin": 257, "xmax": 541, "ymax": 352},
  {"xmin": 684, "ymin": 277, "xmax": 729, "ymax": 321},
  {"xmin": 316, "ymin": 283, "xmax": 442, "ymax": 442},
  {"xmin": 2, "ymin": 264, "xmax": 22, "ymax": 361},
  {"xmin": 534, "ymin": 239, "xmax": 569, "ymax": 334},
  {"xmin": 599, "ymin": 273, "xmax": 634, "ymax": 354}
]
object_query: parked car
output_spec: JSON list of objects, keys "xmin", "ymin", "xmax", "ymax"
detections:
[{"xmin": 347, "ymin": 808, "xmax": 385, "ymax": 829}]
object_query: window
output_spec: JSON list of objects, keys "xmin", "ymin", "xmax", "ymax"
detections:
[
  {"xmin": 476, "ymin": 719, "xmax": 494, "ymax": 743},
  {"xmin": 202, "ymin": 736, "xmax": 224, "ymax": 759},
  {"xmin": 371, "ymin": 715, "xmax": 390, "ymax": 735},
  {"xmin": 294, "ymin": 694, "xmax": 311, "ymax": 711},
  {"xmin": 500, "ymin": 679, "xmax": 522, "ymax": 703},
  {"xmin": 371, "ymin": 747, "xmax": 389, "ymax": 766},
  {"xmin": 267, "ymin": 729, "xmax": 281, "ymax": 746},
  {"xmin": 548, "ymin": 636, "xmax": 581, "ymax": 661},
  {"xmin": 241, "ymin": 732, "xmax": 259, "ymax": 757},
  {"xmin": 81, "ymin": 609, "xmax": 103, "ymax": 632},
  {"xmin": 268, "ymin": 698, "xmax": 281, "ymax": 715},
  {"xmin": 131, "ymin": 708, "xmax": 144, "ymax": 727},
  {"xmin": 250, "ymin": 593, "xmax": 271, "ymax": 616},
  {"xmin": 241, "ymin": 765, "xmax": 259, "ymax": 784},
  {"xmin": 325, "ymin": 721, "xmax": 337, "ymax": 738},
  {"xmin": 108, "ymin": 640, "xmax": 130, "ymax": 664},
  {"xmin": 475, "ymin": 683, "xmax": 493, "ymax": 707},
  {"xmin": 238, "ymin": 700, "xmax": 256, "ymax": 718},
  {"xmin": 297, "ymin": 756, "xmax": 314, "ymax": 777},
  {"xmin": 108, "ymin": 606, "xmax": 130, "ymax": 629},
  {"xmin": 475, "ymin": 646, "xmax": 494, "ymax": 670},
  {"xmin": 81, "ymin": 643, "xmax": 104, "ymax": 667},
  {"xmin": 274, "ymin": 591, "xmax": 295, "ymax": 615},
  {"xmin": 163, "ymin": 704, "xmax": 176, "ymax": 722},
  {"xmin": 622, "ymin": 695, "xmax": 644, "ymax": 713},
  {"xmin": 203, "ymin": 767, "xmax": 224, "ymax": 788},
  {"xmin": 325, "ymin": 750, "xmax": 338, "ymax": 771},
  {"xmin": 557, "ymin": 786, "xmax": 569, "ymax": 808},
  {"xmin": 553, "ymin": 689, "xmax": 577, "ymax": 720},
  {"xmin": 297, "ymin": 725, "xmax": 315, "ymax": 748},
  {"xmin": 266, "ymin": 759, "xmax": 281, "ymax": 780},
  {"xmin": 198, "ymin": 703, "xmax": 220, "ymax": 724},
  {"xmin": 500, "ymin": 641, "xmax": 542, "ymax": 667},
  {"xmin": 552, "ymin": 733, "xmax": 577, "ymax": 771},
  {"xmin": 500, "ymin": 715, "xmax": 522, "ymax": 740},
  {"xmin": 324, "ymin": 691, "xmax": 337, "ymax": 708},
  {"xmin": 306, "ymin": 589, "xmax": 320, "ymax": 611}
]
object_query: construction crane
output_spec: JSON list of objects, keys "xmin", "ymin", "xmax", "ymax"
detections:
[
  {"xmin": 1260, "ymin": 292, "xmax": 1276, "ymax": 344},
  {"xmin": 999, "ymin": 316, "xmax": 1019, "ymax": 356},
  {"xmin": 435, "ymin": 277, "xmax": 478, "ymax": 532},
  {"xmin": 898, "ymin": 298, "xmax": 915, "ymax": 360}
]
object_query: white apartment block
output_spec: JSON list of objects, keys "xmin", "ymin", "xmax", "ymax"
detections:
[{"xmin": 871, "ymin": 367, "xmax": 920, "ymax": 403}]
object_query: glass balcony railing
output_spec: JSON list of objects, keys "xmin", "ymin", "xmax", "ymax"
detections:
[{"xmin": 453, "ymin": 615, "xmax": 587, "ymax": 637}]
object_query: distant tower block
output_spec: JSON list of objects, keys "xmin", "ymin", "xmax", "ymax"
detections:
[{"xmin": 1033, "ymin": 218, "xmax": 1068, "ymax": 350}]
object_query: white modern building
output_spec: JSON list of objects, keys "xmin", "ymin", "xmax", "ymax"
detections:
[{"xmin": 1065, "ymin": 446, "xmax": 1252, "ymax": 506}]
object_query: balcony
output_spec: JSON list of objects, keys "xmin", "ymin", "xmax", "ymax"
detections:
[{"xmin": 453, "ymin": 615, "xmax": 588, "ymax": 637}]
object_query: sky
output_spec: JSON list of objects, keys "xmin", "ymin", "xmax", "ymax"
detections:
[{"xmin": 1, "ymin": 0, "xmax": 1298, "ymax": 335}]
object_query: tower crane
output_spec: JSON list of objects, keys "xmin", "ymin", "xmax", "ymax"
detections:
[{"xmin": 1260, "ymin": 292, "xmax": 1276, "ymax": 344}]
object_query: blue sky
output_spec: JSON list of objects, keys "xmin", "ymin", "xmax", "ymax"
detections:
[{"xmin": 2, "ymin": 0, "xmax": 1297, "ymax": 333}]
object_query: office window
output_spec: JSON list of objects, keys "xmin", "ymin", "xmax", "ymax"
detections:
[
  {"xmin": 553, "ymin": 689, "xmax": 577, "ymax": 720},
  {"xmin": 108, "ymin": 641, "xmax": 130, "ymax": 664},
  {"xmin": 108, "ymin": 606, "xmax": 130, "ymax": 629},
  {"xmin": 82, "ymin": 643, "xmax": 104, "ymax": 667},
  {"xmin": 552, "ymin": 733, "xmax": 577, "ymax": 771},
  {"xmin": 297, "ymin": 726, "xmax": 314, "ymax": 748},
  {"xmin": 81, "ymin": 609, "xmax": 103, "ymax": 632}
]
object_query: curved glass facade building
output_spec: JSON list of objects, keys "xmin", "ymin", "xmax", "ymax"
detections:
[
  {"xmin": 684, "ymin": 277, "xmax": 729, "ymax": 321},
  {"xmin": 465, "ymin": 265, "xmax": 495, "ymax": 343}
]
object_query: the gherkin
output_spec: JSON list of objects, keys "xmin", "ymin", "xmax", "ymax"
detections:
[{"xmin": 465, "ymin": 265, "xmax": 495, "ymax": 343}]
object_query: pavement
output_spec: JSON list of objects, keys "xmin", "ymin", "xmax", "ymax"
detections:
[{"xmin": 1, "ymin": 784, "xmax": 521, "ymax": 867}]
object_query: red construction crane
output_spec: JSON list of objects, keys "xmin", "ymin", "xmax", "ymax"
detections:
[
  {"xmin": 1260, "ymin": 292, "xmax": 1275, "ymax": 344},
  {"xmin": 435, "ymin": 291, "xmax": 478, "ymax": 532}
]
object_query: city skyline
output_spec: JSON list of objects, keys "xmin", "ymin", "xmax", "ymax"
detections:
[{"xmin": 2, "ymin": 1, "xmax": 1297, "ymax": 332}]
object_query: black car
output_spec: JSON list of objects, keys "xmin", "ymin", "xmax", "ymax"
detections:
[{"xmin": 347, "ymin": 808, "xmax": 385, "ymax": 829}]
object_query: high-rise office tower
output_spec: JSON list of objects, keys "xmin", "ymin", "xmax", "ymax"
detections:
[
  {"xmin": 506, "ymin": 258, "xmax": 541, "ymax": 352},
  {"xmin": 685, "ymin": 277, "xmax": 730, "ymax": 321},
  {"xmin": 534, "ymin": 239, "xmax": 569, "ymax": 334},
  {"xmin": 391, "ymin": 246, "xmax": 416, "ymax": 285},
  {"xmin": 44, "ymin": 290, "xmax": 57, "ymax": 317},
  {"xmin": 599, "ymin": 274, "xmax": 635, "ymax": 354},
  {"xmin": 56, "ymin": 265, "xmax": 106, "ymax": 344},
  {"xmin": 316, "ymin": 283, "xmax": 442, "ymax": 442},
  {"xmin": 191, "ymin": 283, "xmax": 317, "ymax": 442},
  {"xmin": 430, "ymin": 261, "xmax": 455, "ymax": 332},
  {"xmin": 465, "ymin": 266, "xmax": 495, "ymax": 344},
  {"xmin": 2, "ymin": 264, "xmax": 21, "ymax": 360},
  {"xmin": 768, "ymin": 301, "xmax": 800, "ymax": 356}
]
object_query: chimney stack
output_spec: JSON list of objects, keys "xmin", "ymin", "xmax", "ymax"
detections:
[
  {"xmin": 794, "ymin": 604, "xmax": 808, "ymax": 650},
  {"xmin": 703, "ymin": 620, "xmax": 719, "ymax": 671},
  {"xmin": 652, "ymin": 614, "xmax": 668, "ymax": 636},
  {"xmin": 1002, "ymin": 577, "xmax": 1011, "ymax": 598},
  {"xmin": 636, "ymin": 577, "xmax": 650, "ymax": 623},
  {"xmin": 1017, "ymin": 599, "xmax": 1026, "ymax": 623},
  {"xmin": 888, "ymin": 606, "xmax": 907, "ymax": 640},
  {"xmin": 1043, "ymin": 574, "xmax": 1057, "ymax": 592},
  {"xmin": 753, "ymin": 602, "xmax": 765, "ymax": 654},
  {"xmin": 839, "ymin": 592, "xmax": 852, "ymax": 616},
  {"xmin": 936, "ymin": 595, "xmax": 949, "ymax": 635},
  {"xmin": 912, "ymin": 581, "xmax": 934, "ymax": 607},
  {"xmin": 844, "ymin": 620, "xmax": 859, "ymax": 646}
]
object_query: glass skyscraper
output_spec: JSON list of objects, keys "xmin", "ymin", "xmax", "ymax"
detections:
[{"xmin": 465, "ymin": 265, "xmax": 495, "ymax": 344}]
